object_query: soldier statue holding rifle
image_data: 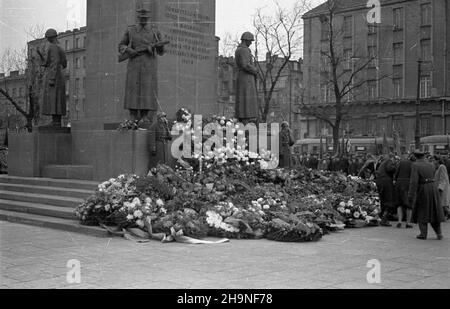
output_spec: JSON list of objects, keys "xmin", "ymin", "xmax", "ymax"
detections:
[{"xmin": 118, "ymin": 7, "xmax": 169, "ymax": 130}]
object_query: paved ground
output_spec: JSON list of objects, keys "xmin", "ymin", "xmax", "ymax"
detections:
[{"xmin": 1, "ymin": 221, "xmax": 449, "ymax": 289}]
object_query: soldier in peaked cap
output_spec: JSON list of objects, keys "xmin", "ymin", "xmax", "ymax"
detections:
[
  {"xmin": 235, "ymin": 31, "xmax": 259, "ymax": 124},
  {"xmin": 38, "ymin": 28, "xmax": 67, "ymax": 127},
  {"xmin": 119, "ymin": 7, "xmax": 168, "ymax": 130}
]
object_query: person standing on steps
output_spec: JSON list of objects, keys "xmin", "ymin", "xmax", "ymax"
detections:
[{"xmin": 408, "ymin": 150, "xmax": 445, "ymax": 240}]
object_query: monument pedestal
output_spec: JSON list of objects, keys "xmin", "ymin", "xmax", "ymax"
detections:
[{"xmin": 8, "ymin": 129, "xmax": 156, "ymax": 181}]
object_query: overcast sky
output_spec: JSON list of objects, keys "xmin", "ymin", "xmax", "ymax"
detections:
[{"xmin": 0, "ymin": 0, "xmax": 325, "ymax": 57}]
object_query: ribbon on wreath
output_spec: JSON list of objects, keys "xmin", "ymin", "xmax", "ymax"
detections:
[{"xmin": 101, "ymin": 217, "xmax": 230, "ymax": 245}]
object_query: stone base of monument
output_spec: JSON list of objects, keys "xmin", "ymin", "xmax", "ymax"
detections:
[
  {"xmin": 8, "ymin": 130, "xmax": 72, "ymax": 178},
  {"xmin": 8, "ymin": 129, "xmax": 156, "ymax": 181}
]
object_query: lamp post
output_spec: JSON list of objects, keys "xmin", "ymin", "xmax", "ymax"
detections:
[{"xmin": 415, "ymin": 59, "xmax": 423, "ymax": 149}]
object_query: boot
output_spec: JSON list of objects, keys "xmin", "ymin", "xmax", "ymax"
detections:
[
  {"xmin": 417, "ymin": 223, "xmax": 428, "ymax": 240},
  {"xmin": 380, "ymin": 211, "xmax": 392, "ymax": 227}
]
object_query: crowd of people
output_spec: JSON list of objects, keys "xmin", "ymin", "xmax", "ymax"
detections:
[{"xmin": 294, "ymin": 151, "xmax": 449, "ymax": 240}]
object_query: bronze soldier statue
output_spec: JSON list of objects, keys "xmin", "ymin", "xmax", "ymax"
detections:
[
  {"xmin": 37, "ymin": 29, "xmax": 67, "ymax": 127},
  {"xmin": 235, "ymin": 32, "xmax": 259, "ymax": 124},
  {"xmin": 118, "ymin": 8, "xmax": 169, "ymax": 130}
]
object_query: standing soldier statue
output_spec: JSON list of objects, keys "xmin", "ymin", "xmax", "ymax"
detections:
[
  {"xmin": 235, "ymin": 32, "xmax": 259, "ymax": 124},
  {"xmin": 37, "ymin": 29, "xmax": 67, "ymax": 127},
  {"xmin": 118, "ymin": 7, "xmax": 169, "ymax": 130}
]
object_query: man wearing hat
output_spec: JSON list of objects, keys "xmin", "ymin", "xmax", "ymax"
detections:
[
  {"xmin": 38, "ymin": 29, "xmax": 67, "ymax": 127},
  {"xmin": 408, "ymin": 150, "xmax": 445, "ymax": 240},
  {"xmin": 149, "ymin": 112, "xmax": 173, "ymax": 168},
  {"xmin": 235, "ymin": 32, "xmax": 259, "ymax": 124},
  {"xmin": 119, "ymin": 7, "xmax": 167, "ymax": 129}
]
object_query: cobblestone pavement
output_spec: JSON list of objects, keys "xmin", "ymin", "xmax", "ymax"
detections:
[{"xmin": 1, "ymin": 221, "xmax": 449, "ymax": 289}]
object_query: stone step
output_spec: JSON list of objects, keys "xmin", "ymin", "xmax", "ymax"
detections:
[
  {"xmin": 0, "ymin": 199, "xmax": 76, "ymax": 220},
  {"xmin": 0, "ymin": 190, "xmax": 84, "ymax": 208},
  {"xmin": 0, "ymin": 175, "xmax": 99, "ymax": 191},
  {"xmin": 0, "ymin": 209, "xmax": 109, "ymax": 237},
  {"xmin": 42, "ymin": 165, "xmax": 94, "ymax": 181},
  {"xmin": 0, "ymin": 183, "xmax": 93, "ymax": 199}
]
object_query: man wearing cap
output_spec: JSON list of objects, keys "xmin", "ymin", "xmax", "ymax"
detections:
[
  {"xmin": 235, "ymin": 32, "xmax": 259, "ymax": 124},
  {"xmin": 119, "ymin": 8, "xmax": 167, "ymax": 129},
  {"xmin": 38, "ymin": 29, "xmax": 67, "ymax": 127},
  {"xmin": 408, "ymin": 150, "xmax": 445, "ymax": 240}
]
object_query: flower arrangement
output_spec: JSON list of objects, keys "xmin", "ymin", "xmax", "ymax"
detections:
[{"xmin": 117, "ymin": 120, "xmax": 138, "ymax": 131}]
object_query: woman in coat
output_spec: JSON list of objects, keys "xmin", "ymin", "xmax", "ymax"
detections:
[
  {"xmin": 408, "ymin": 151, "xmax": 445, "ymax": 240},
  {"xmin": 433, "ymin": 156, "xmax": 450, "ymax": 221},
  {"xmin": 279, "ymin": 122, "xmax": 294, "ymax": 169}
]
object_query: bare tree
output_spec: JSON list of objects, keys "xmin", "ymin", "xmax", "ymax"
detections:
[
  {"xmin": 300, "ymin": 0, "xmax": 390, "ymax": 155},
  {"xmin": 252, "ymin": 0, "xmax": 309, "ymax": 122},
  {"xmin": 219, "ymin": 32, "xmax": 240, "ymax": 58},
  {"xmin": 0, "ymin": 24, "xmax": 47, "ymax": 132}
]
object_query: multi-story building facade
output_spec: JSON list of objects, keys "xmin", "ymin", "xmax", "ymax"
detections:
[
  {"xmin": 0, "ymin": 71, "xmax": 28, "ymax": 144},
  {"xmin": 301, "ymin": 0, "xmax": 450, "ymax": 150},
  {"xmin": 218, "ymin": 55, "xmax": 303, "ymax": 139}
]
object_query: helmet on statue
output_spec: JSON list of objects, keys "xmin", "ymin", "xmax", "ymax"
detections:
[
  {"xmin": 44, "ymin": 29, "xmax": 58, "ymax": 39},
  {"xmin": 241, "ymin": 32, "xmax": 255, "ymax": 42}
]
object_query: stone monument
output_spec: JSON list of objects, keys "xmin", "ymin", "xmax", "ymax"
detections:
[{"xmin": 8, "ymin": 0, "xmax": 218, "ymax": 181}]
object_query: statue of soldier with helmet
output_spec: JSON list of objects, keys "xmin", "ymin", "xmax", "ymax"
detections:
[
  {"xmin": 36, "ymin": 28, "xmax": 68, "ymax": 127},
  {"xmin": 235, "ymin": 31, "xmax": 259, "ymax": 124}
]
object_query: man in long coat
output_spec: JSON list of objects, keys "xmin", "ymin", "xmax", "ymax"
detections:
[
  {"xmin": 119, "ymin": 8, "xmax": 166, "ymax": 129},
  {"xmin": 393, "ymin": 154, "xmax": 415, "ymax": 228},
  {"xmin": 235, "ymin": 32, "xmax": 259, "ymax": 124},
  {"xmin": 408, "ymin": 151, "xmax": 445, "ymax": 240},
  {"xmin": 375, "ymin": 154, "xmax": 396, "ymax": 226},
  {"xmin": 39, "ymin": 29, "xmax": 67, "ymax": 127}
]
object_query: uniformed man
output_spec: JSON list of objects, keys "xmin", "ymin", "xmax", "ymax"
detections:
[
  {"xmin": 119, "ymin": 8, "xmax": 168, "ymax": 129},
  {"xmin": 375, "ymin": 154, "xmax": 396, "ymax": 226},
  {"xmin": 408, "ymin": 150, "xmax": 445, "ymax": 240},
  {"xmin": 38, "ymin": 28, "xmax": 67, "ymax": 127},
  {"xmin": 235, "ymin": 32, "xmax": 259, "ymax": 124}
]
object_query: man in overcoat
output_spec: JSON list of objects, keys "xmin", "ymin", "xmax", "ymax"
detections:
[
  {"xmin": 39, "ymin": 28, "xmax": 67, "ymax": 127},
  {"xmin": 235, "ymin": 32, "xmax": 259, "ymax": 124},
  {"xmin": 375, "ymin": 154, "xmax": 396, "ymax": 226},
  {"xmin": 119, "ymin": 8, "xmax": 167, "ymax": 129},
  {"xmin": 408, "ymin": 150, "xmax": 445, "ymax": 240},
  {"xmin": 393, "ymin": 154, "xmax": 415, "ymax": 228}
]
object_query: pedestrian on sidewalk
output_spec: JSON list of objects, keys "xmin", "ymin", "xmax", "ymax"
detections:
[
  {"xmin": 393, "ymin": 154, "xmax": 415, "ymax": 229},
  {"xmin": 432, "ymin": 155, "xmax": 450, "ymax": 222},
  {"xmin": 408, "ymin": 150, "xmax": 445, "ymax": 240},
  {"xmin": 375, "ymin": 154, "xmax": 396, "ymax": 227}
]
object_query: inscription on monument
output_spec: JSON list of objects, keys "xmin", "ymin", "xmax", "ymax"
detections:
[{"xmin": 163, "ymin": 5, "xmax": 213, "ymax": 65}]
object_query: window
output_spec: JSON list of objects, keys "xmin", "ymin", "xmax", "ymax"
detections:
[
  {"xmin": 393, "ymin": 43, "xmax": 403, "ymax": 64},
  {"xmin": 321, "ymin": 55, "xmax": 329, "ymax": 72},
  {"xmin": 368, "ymin": 24, "xmax": 377, "ymax": 34},
  {"xmin": 343, "ymin": 16, "xmax": 353, "ymax": 37},
  {"xmin": 82, "ymin": 77, "xmax": 86, "ymax": 90},
  {"xmin": 393, "ymin": 8, "xmax": 404, "ymax": 30},
  {"xmin": 321, "ymin": 84, "xmax": 329, "ymax": 103},
  {"xmin": 75, "ymin": 78, "xmax": 80, "ymax": 96},
  {"xmin": 321, "ymin": 20, "xmax": 329, "ymax": 41},
  {"xmin": 344, "ymin": 49, "xmax": 352, "ymax": 71},
  {"xmin": 367, "ymin": 80, "xmax": 378, "ymax": 100},
  {"xmin": 83, "ymin": 37, "xmax": 86, "ymax": 48},
  {"xmin": 65, "ymin": 40, "xmax": 69, "ymax": 51},
  {"xmin": 421, "ymin": 3, "xmax": 432, "ymax": 26},
  {"xmin": 12, "ymin": 88, "xmax": 16, "ymax": 97},
  {"xmin": 368, "ymin": 46, "xmax": 377, "ymax": 68},
  {"xmin": 421, "ymin": 39, "xmax": 431, "ymax": 61},
  {"xmin": 75, "ymin": 58, "xmax": 81, "ymax": 69},
  {"xmin": 420, "ymin": 76, "xmax": 431, "ymax": 98},
  {"xmin": 393, "ymin": 78, "xmax": 403, "ymax": 99},
  {"xmin": 421, "ymin": 117, "xmax": 432, "ymax": 136},
  {"xmin": 76, "ymin": 38, "xmax": 80, "ymax": 49}
]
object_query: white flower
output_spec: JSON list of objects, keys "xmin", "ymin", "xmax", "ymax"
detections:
[
  {"xmin": 160, "ymin": 207, "xmax": 167, "ymax": 214},
  {"xmin": 338, "ymin": 207, "xmax": 346, "ymax": 214},
  {"xmin": 126, "ymin": 214, "xmax": 134, "ymax": 221},
  {"xmin": 124, "ymin": 202, "xmax": 134, "ymax": 209},
  {"xmin": 156, "ymin": 199, "xmax": 165, "ymax": 207},
  {"xmin": 132, "ymin": 198, "xmax": 141, "ymax": 207},
  {"xmin": 134, "ymin": 210, "xmax": 143, "ymax": 218},
  {"xmin": 345, "ymin": 209, "xmax": 351, "ymax": 214},
  {"xmin": 145, "ymin": 197, "xmax": 152, "ymax": 205},
  {"xmin": 105, "ymin": 204, "xmax": 111, "ymax": 212},
  {"xmin": 257, "ymin": 198, "xmax": 264, "ymax": 203},
  {"xmin": 339, "ymin": 202, "xmax": 346, "ymax": 207},
  {"xmin": 347, "ymin": 201, "xmax": 354, "ymax": 207},
  {"xmin": 263, "ymin": 205, "xmax": 270, "ymax": 210},
  {"xmin": 136, "ymin": 220, "xmax": 145, "ymax": 228},
  {"xmin": 353, "ymin": 212, "xmax": 361, "ymax": 219}
]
